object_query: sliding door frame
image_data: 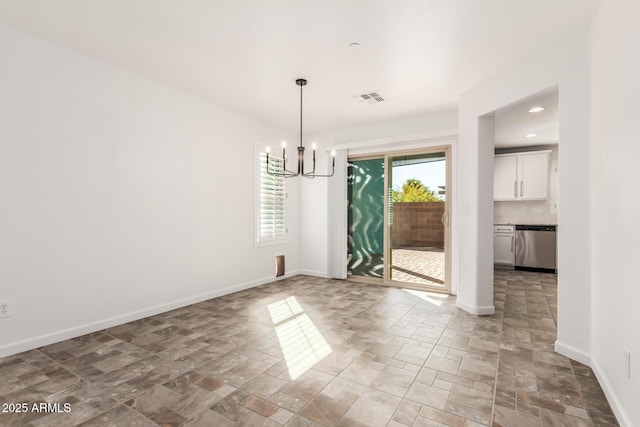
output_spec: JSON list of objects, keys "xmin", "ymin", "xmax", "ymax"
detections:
[{"xmin": 348, "ymin": 144, "xmax": 452, "ymax": 294}]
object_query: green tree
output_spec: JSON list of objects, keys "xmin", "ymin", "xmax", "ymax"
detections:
[{"xmin": 392, "ymin": 178, "xmax": 442, "ymax": 202}]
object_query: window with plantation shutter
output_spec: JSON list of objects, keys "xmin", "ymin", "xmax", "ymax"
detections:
[{"xmin": 258, "ymin": 151, "xmax": 287, "ymax": 243}]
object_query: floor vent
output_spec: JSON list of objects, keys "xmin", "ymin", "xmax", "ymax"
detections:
[{"xmin": 275, "ymin": 255, "xmax": 285, "ymax": 277}]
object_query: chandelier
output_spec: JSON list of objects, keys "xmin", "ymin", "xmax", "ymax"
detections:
[{"xmin": 266, "ymin": 78, "xmax": 335, "ymax": 178}]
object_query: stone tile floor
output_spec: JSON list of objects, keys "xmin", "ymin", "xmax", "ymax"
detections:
[{"xmin": 0, "ymin": 271, "xmax": 618, "ymax": 426}]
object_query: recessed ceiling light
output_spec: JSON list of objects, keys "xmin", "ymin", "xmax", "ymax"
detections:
[
  {"xmin": 528, "ymin": 106, "xmax": 545, "ymax": 113},
  {"xmin": 349, "ymin": 42, "xmax": 361, "ymax": 49},
  {"xmin": 525, "ymin": 133, "xmax": 537, "ymax": 138}
]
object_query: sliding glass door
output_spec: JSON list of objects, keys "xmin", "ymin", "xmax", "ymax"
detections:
[
  {"xmin": 387, "ymin": 151, "xmax": 448, "ymax": 290},
  {"xmin": 347, "ymin": 157, "xmax": 384, "ymax": 278},
  {"xmin": 348, "ymin": 147, "xmax": 450, "ymax": 293}
]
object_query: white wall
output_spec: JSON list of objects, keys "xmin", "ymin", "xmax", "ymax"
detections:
[
  {"xmin": 0, "ymin": 25, "xmax": 299, "ymax": 357},
  {"xmin": 458, "ymin": 27, "xmax": 592, "ymax": 349},
  {"xmin": 299, "ymin": 111, "xmax": 458, "ymax": 278},
  {"xmin": 590, "ymin": 1, "xmax": 640, "ymax": 425}
]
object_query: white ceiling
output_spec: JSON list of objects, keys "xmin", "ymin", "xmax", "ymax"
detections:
[
  {"xmin": 0, "ymin": 0, "xmax": 599, "ymax": 133},
  {"xmin": 494, "ymin": 89, "xmax": 559, "ymax": 148}
]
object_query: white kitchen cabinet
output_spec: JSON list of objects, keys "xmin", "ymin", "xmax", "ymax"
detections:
[
  {"xmin": 518, "ymin": 152, "xmax": 549, "ymax": 199},
  {"xmin": 494, "ymin": 155, "xmax": 518, "ymax": 200},
  {"xmin": 494, "ymin": 150, "xmax": 550, "ymax": 201},
  {"xmin": 494, "ymin": 225, "xmax": 515, "ymax": 267}
]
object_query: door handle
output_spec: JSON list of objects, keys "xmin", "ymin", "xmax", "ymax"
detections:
[{"xmin": 441, "ymin": 211, "xmax": 449, "ymax": 228}]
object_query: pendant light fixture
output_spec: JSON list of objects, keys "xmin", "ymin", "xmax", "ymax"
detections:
[{"xmin": 266, "ymin": 78, "xmax": 335, "ymax": 178}]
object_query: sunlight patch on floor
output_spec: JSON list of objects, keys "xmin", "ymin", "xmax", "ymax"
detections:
[
  {"xmin": 268, "ymin": 296, "xmax": 332, "ymax": 380},
  {"xmin": 402, "ymin": 288, "xmax": 447, "ymax": 306}
]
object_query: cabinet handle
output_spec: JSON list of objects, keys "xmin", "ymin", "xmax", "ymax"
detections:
[
  {"xmin": 520, "ymin": 181, "xmax": 524, "ymax": 197},
  {"xmin": 511, "ymin": 235, "xmax": 514, "ymax": 253},
  {"xmin": 514, "ymin": 181, "xmax": 517, "ymax": 198}
]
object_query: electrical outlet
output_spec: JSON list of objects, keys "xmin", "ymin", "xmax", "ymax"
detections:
[
  {"xmin": 624, "ymin": 348, "xmax": 631, "ymax": 379},
  {"xmin": 0, "ymin": 300, "xmax": 11, "ymax": 318}
]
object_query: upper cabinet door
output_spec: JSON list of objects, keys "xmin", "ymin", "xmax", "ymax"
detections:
[
  {"xmin": 494, "ymin": 155, "xmax": 518, "ymax": 200},
  {"xmin": 518, "ymin": 152, "xmax": 549, "ymax": 200}
]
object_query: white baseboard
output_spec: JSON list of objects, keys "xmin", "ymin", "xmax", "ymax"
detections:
[
  {"xmin": 295, "ymin": 269, "xmax": 330, "ymax": 278},
  {"xmin": 555, "ymin": 344, "xmax": 632, "ymax": 426},
  {"xmin": 0, "ymin": 272, "xmax": 298, "ymax": 359},
  {"xmin": 590, "ymin": 358, "xmax": 632, "ymax": 427},
  {"xmin": 554, "ymin": 340, "xmax": 591, "ymax": 366},
  {"xmin": 455, "ymin": 300, "xmax": 495, "ymax": 315}
]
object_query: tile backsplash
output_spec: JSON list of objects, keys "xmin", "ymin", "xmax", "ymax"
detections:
[{"xmin": 494, "ymin": 200, "xmax": 558, "ymax": 225}]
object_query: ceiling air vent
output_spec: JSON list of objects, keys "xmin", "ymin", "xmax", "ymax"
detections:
[{"xmin": 352, "ymin": 92, "xmax": 385, "ymax": 104}]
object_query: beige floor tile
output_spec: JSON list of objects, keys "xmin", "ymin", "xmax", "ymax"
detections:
[
  {"xmin": 0, "ymin": 271, "xmax": 619, "ymax": 426},
  {"xmin": 405, "ymin": 381, "xmax": 451, "ymax": 410}
]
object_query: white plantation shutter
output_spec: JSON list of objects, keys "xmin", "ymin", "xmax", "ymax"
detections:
[{"xmin": 259, "ymin": 152, "xmax": 287, "ymax": 240}]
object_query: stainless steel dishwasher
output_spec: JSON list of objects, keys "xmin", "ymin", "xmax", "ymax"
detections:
[{"xmin": 515, "ymin": 225, "xmax": 557, "ymax": 272}]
